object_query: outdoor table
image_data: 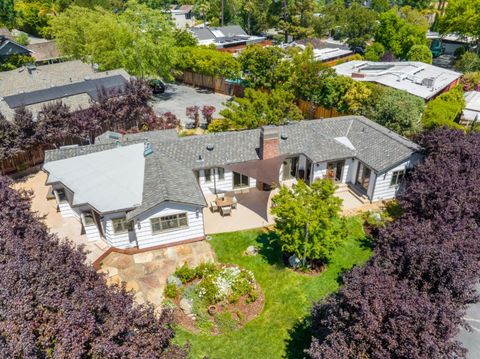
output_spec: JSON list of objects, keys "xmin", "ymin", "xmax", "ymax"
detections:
[{"xmin": 215, "ymin": 196, "xmax": 234, "ymax": 208}]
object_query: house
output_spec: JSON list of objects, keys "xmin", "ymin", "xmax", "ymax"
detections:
[
  {"xmin": 0, "ymin": 28, "xmax": 32, "ymax": 59},
  {"xmin": 0, "ymin": 60, "xmax": 130, "ymax": 121},
  {"xmin": 43, "ymin": 116, "xmax": 422, "ymax": 251},
  {"xmin": 27, "ymin": 40, "xmax": 62, "ymax": 65},
  {"xmin": 289, "ymin": 38, "xmax": 356, "ymax": 66},
  {"xmin": 334, "ymin": 60, "xmax": 462, "ymax": 101},
  {"xmin": 170, "ymin": 5, "xmax": 195, "ymax": 29},
  {"xmin": 189, "ymin": 25, "xmax": 269, "ymax": 52},
  {"xmin": 461, "ymin": 91, "xmax": 480, "ymax": 126}
]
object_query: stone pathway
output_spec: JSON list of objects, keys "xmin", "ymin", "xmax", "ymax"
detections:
[{"xmin": 99, "ymin": 241, "xmax": 215, "ymax": 308}]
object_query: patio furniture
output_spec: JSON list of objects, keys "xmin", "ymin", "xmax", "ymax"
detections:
[
  {"xmin": 220, "ymin": 206, "xmax": 232, "ymax": 216},
  {"xmin": 218, "ymin": 193, "xmax": 225, "ymax": 199},
  {"xmin": 210, "ymin": 201, "xmax": 218, "ymax": 212},
  {"xmin": 215, "ymin": 196, "xmax": 234, "ymax": 208},
  {"xmin": 232, "ymin": 196, "xmax": 238, "ymax": 209}
]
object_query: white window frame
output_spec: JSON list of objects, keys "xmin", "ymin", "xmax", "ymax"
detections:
[
  {"xmin": 150, "ymin": 213, "xmax": 189, "ymax": 234},
  {"xmin": 112, "ymin": 217, "xmax": 129, "ymax": 234},
  {"xmin": 390, "ymin": 170, "xmax": 406, "ymax": 187}
]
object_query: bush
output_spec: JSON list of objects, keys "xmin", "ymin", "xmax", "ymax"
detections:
[
  {"xmin": 454, "ymin": 52, "xmax": 480, "ymax": 73},
  {"xmin": 164, "ymin": 283, "xmax": 178, "ymax": 299},
  {"xmin": 364, "ymin": 43, "xmax": 385, "ymax": 61},
  {"xmin": 421, "ymin": 86, "xmax": 465, "ymax": 129},
  {"xmin": 407, "ymin": 44, "xmax": 432, "ymax": 64},
  {"xmin": 175, "ymin": 263, "xmax": 197, "ymax": 284}
]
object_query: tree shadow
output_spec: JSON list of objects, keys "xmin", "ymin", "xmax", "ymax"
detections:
[
  {"xmin": 256, "ymin": 231, "xmax": 285, "ymax": 267},
  {"xmin": 285, "ymin": 316, "xmax": 313, "ymax": 359}
]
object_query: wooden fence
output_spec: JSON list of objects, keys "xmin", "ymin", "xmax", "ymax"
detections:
[
  {"xmin": 297, "ymin": 99, "xmax": 344, "ymax": 119},
  {"xmin": 176, "ymin": 70, "xmax": 245, "ymax": 97},
  {"xmin": 0, "ymin": 147, "xmax": 49, "ymax": 176}
]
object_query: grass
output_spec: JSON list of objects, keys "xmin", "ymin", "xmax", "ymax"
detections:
[{"xmin": 174, "ymin": 217, "xmax": 372, "ymax": 359}]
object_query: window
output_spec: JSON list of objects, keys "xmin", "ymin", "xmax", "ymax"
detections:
[
  {"xmin": 217, "ymin": 167, "xmax": 225, "ymax": 180},
  {"xmin": 56, "ymin": 189, "xmax": 66, "ymax": 203},
  {"xmin": 151, "ymin": 213, "xmax": 188, "ymax": 233},
  {"xmin": 390, "ymin": 170, "xmax": 406, "ymax": 186},
  {"xmin": 233, "ymin": 172, "xmax": 249, "ymax": 188},
  {"xmin": 204, "ymin": 169, "xmax": 212, "ymax": 182},
  {"xmin": 83, "ymin": 211, "xmax": 95, "ymax": 226},
  {"xmin": 112, "ymin": 218, "xmax": 128, "ymax": 234}
]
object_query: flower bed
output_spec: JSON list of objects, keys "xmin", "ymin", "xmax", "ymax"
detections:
[{"xmin": 163, "ymin": 262, "xmax": 264, "ymax": 335}]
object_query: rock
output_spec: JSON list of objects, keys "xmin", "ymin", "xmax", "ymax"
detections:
[
  {"xmin": 180, "ymin": 298, "xmax": 193, "ymax": 315},
  {"xmin": 167, "ymin": 274, "xmax": 183, "ymax": 288},
  {"xmin": 245, "ymin": 245, "xmax": 259, "ymax": 256},
  {"xmin": 289, "ymin": 255, "xmax": 301, "ymax": 268},
  {"xmin": 370, "ymin": 212, "xmax": 382, "ymax": 222}
]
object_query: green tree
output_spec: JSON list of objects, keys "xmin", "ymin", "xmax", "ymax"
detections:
[
  {"xmin": 215, "ymin": 88, "xmax": 302, "ymax": 131},
  {"xmin": 371, "ymin": 0, "xmax": 390, "ymax": 12},
  {"xmin": 312, "ymin": 75, "xmax": 354, "ymax": 112},
  {"xmin": 375, "ymin": 7, "xmax": 428, "ymax": 59},
  {"xmin": 439, "ymin": 0, "xmax": 480, "ymax": 49},
  {"xmin": 361, "ymin": 86, "xmax": 424, "ymax": 136},
  {"xmin": 454, "ymin": 52, "xmax": 480, "ymax": 73},
  {"xmin": 50, "ymin": 1, "xmax": 177, "ymax": 79},
  {"xmin": 238, "ymin": 45, "xmax": 286, "ymax": 89},
  {"xmin": 364, "ymin": 42, "xmax": 385, "ymax": 61},
  {"xmin": 407, "ymin": 44, "xmax": 432, "ymax": 64},
  {"xmin": 271, "ymin": 179, "xmax": 345, "ymax": 266},
  {"xmin": 343, "ymin": 3, "xmax": 378, "ymax": 48},
  {"xmin": 421, "ymin": 86, "xmax": 465, "ymax": 129},
  {"xmin": 176, "ymin": 46, "xmax": 240, "ymax": 78},
  {"xmin": 0, "ymin": 0, "xmax": 15, "ymax": 27}
]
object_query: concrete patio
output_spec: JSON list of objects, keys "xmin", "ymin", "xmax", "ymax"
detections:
[
  {"xmin": 99, "ymin": 241, "xmax": 215, "ymax": 307},
  {"xmin": 13, "ymin": 171, "xmax": 109, "ymax": 264}
]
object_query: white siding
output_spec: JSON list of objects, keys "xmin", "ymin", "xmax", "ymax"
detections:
[
  {"xmin": 312, "ymin": 159, "xmax": 353, "ymax": 183},
  {"xmin": 53, "ymin": 185, "xmax": 79, "ymax": 219},
  {"xmin": 343, "ymin": 159, "xmax": 353, "ymax": 183},
  {"xmin": 349, "ymin": 159, "xmax": 359, "ymax": 183},
  {"xmin": 371, "ymin": 155, "xmax": 421, "ymax": 202},
  {"xmin": 84, "ymin": 224, "xmax": 101, "ymax": 242},
  {"xmin": 102, "ymin": 212, "xmax": 132, "ymax": 249},
  {"xmin": 198, "ymin": 168, "xmax": 256, "ymax": 196},
  {"xmin": 134, "ymin": 202, "xmax": 204, "ymax": 249}
]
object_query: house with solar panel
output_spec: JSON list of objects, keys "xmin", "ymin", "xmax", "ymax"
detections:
[
  {"xmin": 42, "ymin": 116, "xmax": 422, "ymax": 251},
  {"xmin": 0, "ymin": 28, "xmax": 33, "ymax": 59},
  {"xmin": 0, "ymin": 60, "xmax": 130, "ymax": 121}
]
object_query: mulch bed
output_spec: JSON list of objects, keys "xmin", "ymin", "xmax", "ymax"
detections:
[
  {"xmin": 173, "ymin": 283, "xmax": 265, "ymax": 336},
  {"xmin": 282, "ymin": 253, "xmax": 326, "ymax": 276}
]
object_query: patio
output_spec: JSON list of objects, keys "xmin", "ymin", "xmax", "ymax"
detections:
[
  {"xmin": 203, "ymin": 188, "xmax": 275, "ymax": 234},
  {"xmin": 13, "ymin": 171, "xmax": 110, "ymax": 264}
]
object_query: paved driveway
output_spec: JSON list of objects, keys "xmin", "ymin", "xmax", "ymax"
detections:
[
  {"xmin": 151, "ymin": 83, "xmax": 230, "ymax": 125},
  {"xmin": 458, "ymin": 283, "xmax": 480, "ymax": 358}
]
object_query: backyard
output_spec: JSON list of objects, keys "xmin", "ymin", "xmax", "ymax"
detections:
[{"xmin": 174, "ymin": 218, "xmax": 372, "ymax": 358}]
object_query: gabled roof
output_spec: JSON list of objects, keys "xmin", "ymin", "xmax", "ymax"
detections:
[{"xmin": 44, "ymin": 116, "xmax": 420, "ymax": 217}]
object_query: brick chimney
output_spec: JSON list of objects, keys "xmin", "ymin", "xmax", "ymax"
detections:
[
  {"xmin": 260, "ymin": 126, "xmax": 280, "ymax": 160},
  {"xmin": 257, "ymin": 126, "xmax": 280, "ymax": 191}
]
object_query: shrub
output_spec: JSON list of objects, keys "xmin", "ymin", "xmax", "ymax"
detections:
[
  {"xmin": 164, "ymin": 283, "xmax": 178, "ymax": 299},
  {"xmin": 421, "ymin": 86, "xmax": 465, "ymax": 129},
  {"xmin": 194, "ymin": 262, "xmax": 217, "ymax": 278},
  {"xmin": 175, "ymin": 263, "xmax": 197, "ymax": 284},
  {"xmin": 407, "ymin": 44, "xmax": 432, "ymax": 64},
  {"xmin": 364, "ymin": 43, "xmax": 385, "ymax": 61}
]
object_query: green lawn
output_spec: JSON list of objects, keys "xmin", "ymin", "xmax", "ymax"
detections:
[{"xmin": 174, "ymin": 217, "xmax": 371, "ymax": 359}]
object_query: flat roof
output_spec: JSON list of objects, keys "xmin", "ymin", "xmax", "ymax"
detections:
[
  {"xmin": 334, "ymin": 61, "xmax": 462, "ymax": 100},
  {"xmin": 463, "ymin": 91, "xmax": 480, "ymax": 122}
]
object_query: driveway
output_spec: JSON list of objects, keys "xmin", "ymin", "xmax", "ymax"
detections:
[
  {"xmin": 151, "ymin": 83, "xmax": 230, "ymax": 125},
  {"xmin": 458, "ymin": 283, "xmax": 480, "ymax": 358}
]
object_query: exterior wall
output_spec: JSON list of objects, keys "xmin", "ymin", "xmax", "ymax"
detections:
[
  {"xmin": 312, "ymin": 158, "xmax": 353, "ymax": 183},
  {"xmin": 53, "ymin": 185, "xmax": 78, "ymax": 219},
  {"xmin": 134, "ymin": 202, "xmax": 204, "ymax": 249},
  {"xmin": 198, "ymin": 168, "xmax": 256, "ymax": 196},
  {"xmin": 349, "ymin": 159, "xmax": 359, "ymax": 184},
  {"xmin": 371, "ymin": 154, "xmax": 422, "ymax": 202},
  {"xmin": 171, "ymin": 13, "xmax": 194, "ymax": 29},
  {"xmin": 102, "ymin": 212, "xmax": 132, "ymax": 249}
]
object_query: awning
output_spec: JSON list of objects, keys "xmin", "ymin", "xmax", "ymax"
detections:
[{"xmin": 225, "ymin": 155, "xmax": 287, "ymax": 186}]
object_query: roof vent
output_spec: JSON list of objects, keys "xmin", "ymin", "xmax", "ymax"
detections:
[
  {"xmin": 197, "ymin": 154, "xmax": 204, "ymax": 162},
  {"xmin": 280, "ymin": 132, "xmax": 288, "ymax": 140},
  {"xmin": 143, "ymin": 141, "xmax": 153, "ymax": 157},
  {"xmin": 206, "ymin": 143, "xmax": 214, "ymax": 151}
]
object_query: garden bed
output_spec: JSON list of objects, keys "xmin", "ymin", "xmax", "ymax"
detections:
[{"xmin": 164, "ymin": 262, "xmax": 264, "ymax": 335}]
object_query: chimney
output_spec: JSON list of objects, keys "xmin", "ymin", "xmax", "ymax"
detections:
[{"xmin": 260, "ymin": 126, "xmax": 280, "ymax": 160}]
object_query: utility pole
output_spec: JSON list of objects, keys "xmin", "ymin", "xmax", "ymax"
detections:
[{"xmin": 221, "ymin": 0, "xmax": 225, "ymax": 26}]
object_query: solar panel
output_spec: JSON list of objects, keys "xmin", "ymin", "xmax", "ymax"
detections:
[{"xmin": 3, "ymin": 75, "xmax": 128, "ymax": 109}]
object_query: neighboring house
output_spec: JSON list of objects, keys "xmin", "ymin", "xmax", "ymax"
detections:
[
  {"xmin": 189, "ymin": 25, "xmax": 269, "ymax": 52},
  {"xmin": 27, "ymin": 41, "xmax": 62, "ymax": 65},
  {"xmin": 0, "ymin": 28, "xmax": 32, "ymax": 59},
  {"xmin": 334, "ymin": 61, "xmax": 462, "ymax": 101},
  {"xmin": 0, "ymin": 60, "xmax": 130, "ymax": 121},
  {"xmin": 43, "ymin": 116, "xmax": 421, "ymax": 250},
  {"xmin": 170, "ymin": 4, "xmax": 195, "ymax": 29},
  {"xmin": 461, "ymin": 91, "xmax": 480, "ymax": 126},
  {"xmin": 289, "ymin": 38, "xmax": 356, "ymax": 66}
]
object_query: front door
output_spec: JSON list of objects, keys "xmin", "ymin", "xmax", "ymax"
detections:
[
  {"xmin": 326, "ymin": 160, "xmax": 345, "ymax": 183},
  {"xmin": 356, "ymin": 163, "xmax": 371, "ymax": 192}
]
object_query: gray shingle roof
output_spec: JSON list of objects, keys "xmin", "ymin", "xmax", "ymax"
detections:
[{"xmin": 44, "ymin": 116, "xmax": 420, "ymax": 217}]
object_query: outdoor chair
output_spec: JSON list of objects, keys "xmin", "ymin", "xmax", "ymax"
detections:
[
  {"xmin": 210, "ymin": 201, "xmax": 218, "ymax": 212},
  {"xmin": 218, "ymin": 193, "xmax": 225, "ymax": 199},
  {"xmin": 232, "ymin": 196, "xmax": 238, "ymax": 209},
  {"xmin": 221, "ymin": 206, "xmax": 232, "ymax": 216}
]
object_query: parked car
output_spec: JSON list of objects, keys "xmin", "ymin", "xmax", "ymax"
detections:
[{"xmin": 148, "ymin": 79, "xmax": 166, "ymax": 94}]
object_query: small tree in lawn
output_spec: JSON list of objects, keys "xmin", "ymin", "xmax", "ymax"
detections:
[
  {"xmin": 186, "ymin": 106, "xmax": 200, "ymax": 128},
  {"xmin": 201, "ymin": 105, "xmax": 216, "ymax": 125},
  {"xmin": 271, "ymin": 179, "xmax": 344, "ymax": 268}
]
